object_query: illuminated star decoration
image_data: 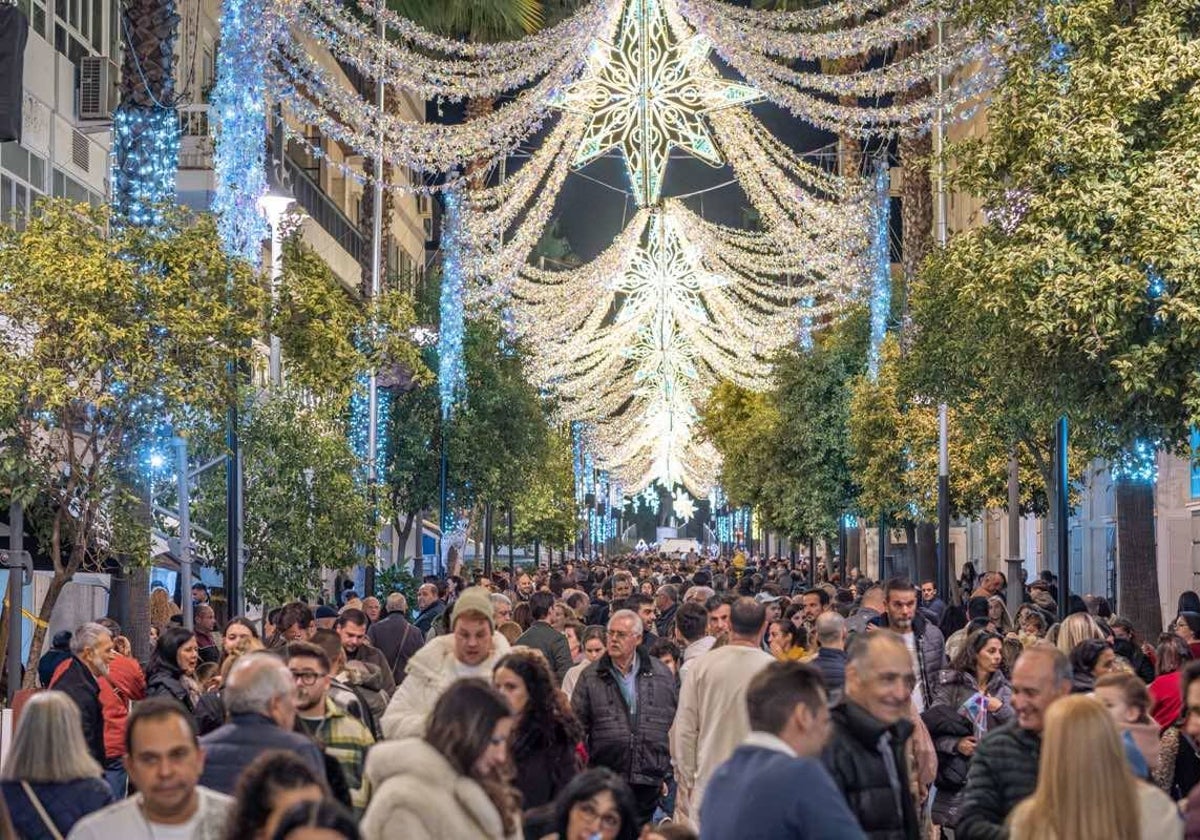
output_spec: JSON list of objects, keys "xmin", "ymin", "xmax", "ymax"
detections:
[
  {"xmin": 672, "ymin": 488, "xmax": 696, "ymax": 523},
  {"xmin": 551, "ymin": 0, "xmax": 763, "ymax": 206}
]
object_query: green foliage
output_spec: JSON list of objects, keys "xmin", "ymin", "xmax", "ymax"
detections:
[
  {"xmin": 447, "ymin": 318, "xmax": 550, "ymax": 509},
  {"xmin": 374, "ymin": 564, "xmax": 420, "ymax": 609},
  {"xmin": 512, "ymin": 425, "xmax": 577, "ymax": 549},
  {"xmin": 701, "ymin": 308, "xmax": 868, "ymax": 539},
  {"xmin": 275, "ymin": 234, "xmax": 430, "ymax": 404},
  {"xmin": 382, "ymin": 365, "xmax": 442, "ymax": 552},
  {"xmin": 192, "ymin": 390, "xmax": 375, "ymax": 606},
  {"xmin": 0, "ymin": 201, "xmax": 264, "ymax": 569},
  {"xmin": 931, "ymin": 0, "xmax": 1200, "ymax": 455}
]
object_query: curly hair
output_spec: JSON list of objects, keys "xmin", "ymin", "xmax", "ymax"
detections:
[{"xmin": 495, "ymin": 650, "xmax": 584, "ymax": 751}]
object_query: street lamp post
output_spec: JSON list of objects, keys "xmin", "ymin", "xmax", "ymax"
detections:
[{"xmin": 257, "ymin": 117, "xmax": 297, "ymax": 389}]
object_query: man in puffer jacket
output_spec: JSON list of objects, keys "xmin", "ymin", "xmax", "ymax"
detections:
[
  {"xmin": 877, "ymin": 578, "xmax": 946, "ymax": 713},
  {"xmin": 823, "ymin": 631, "xmax": 920, "ymax": 840},
  {"xmin": 381, "ymin": 587, "xmax": 511, "ymax": 739},
  {"xmin": 572, "ymin": 609, "xmax": 679, "ymax": 825}
]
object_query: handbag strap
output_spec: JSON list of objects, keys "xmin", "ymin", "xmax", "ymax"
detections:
[
  {"xmin": 20, "ymin": 781, "xmax": 64, "ymax": 840},
  {"xmin": 391, "ymin": 622, "xmax": 414, "ymax": 675}
]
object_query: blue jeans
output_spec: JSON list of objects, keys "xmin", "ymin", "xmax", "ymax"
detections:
[{"xmin": 104, "ymin": 757, "xmax": 127, "ymax": 799}]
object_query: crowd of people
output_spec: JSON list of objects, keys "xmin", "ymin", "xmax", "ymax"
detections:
[{"xmin": 2, "ymin": 556, "xmax": 1200, "ymax": 838}]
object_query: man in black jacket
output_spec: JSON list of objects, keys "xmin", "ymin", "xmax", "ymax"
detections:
[
  {"xmin": 823, "ymin": 630, "xmax": 920, "ymax": 840},
  {"xmin": 412, "ymin": 583, "xmax": 445, "ymax": 636},
  {"xmin": 956, "ymin": 644, "xmax": 1071, "ymax": 840},
  {"xmin": 49, "ymin": 622, "xmax": 114, "ymax": 765},
  {"xmin": 572, "ymin": 608, "xmax": 679, "ymax": 825},
  {"xmin": 515, "ymin": 590, "xmax": 574, "ymax": 681},
  {"xmin": 367, "ymin": 592, "xmax": 424, "ymax": 685},
  {"xmin": 878, "ymin": 578, "xmax": 946, "ymax": 713},
  {"xmin": 654, "ymin": 584, "xmax": 679, "ymax": 638},
  {"xmin": 199, "ymin": 651, "xmax": 325, "ymax": 793}
]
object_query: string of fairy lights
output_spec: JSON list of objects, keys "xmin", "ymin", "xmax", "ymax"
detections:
[{"xmin": 211, "ymin": 0, "xmax": 998, "ymax": 533}]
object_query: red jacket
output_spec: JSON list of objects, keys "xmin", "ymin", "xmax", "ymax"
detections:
[
  {"xmin": 55, "ymin": 654, "xmax": 146, "ymax": 759},
  {"xmin": 1151, "ymin": 670, "xmax": 1183, "ymax": 731}
]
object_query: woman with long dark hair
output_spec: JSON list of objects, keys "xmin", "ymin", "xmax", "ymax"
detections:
[
  {"xmin": 493, "ymin": 650, "xmax": 583, "ymax": 814},
  {"xmin": 923, "ymin": 629, "xmax": 1013, "ymax": 830},
  {"xmin": 224, "ymin": 750, "xmax": 327, "ymax": 840},
  {"xmin": 539, "ymin": 768, "xmax": 640, "ymax": 840},
  {"xmin": 144, "ymin": 625, "xmax": 201, "ymax": 713},
  {"xmin": 360, "ymin": 679, "xmax": 522, "ymax": 840},
  {"xmin": 1150, "ymin": 634, "xmax": 1194, "ymax": 730}
]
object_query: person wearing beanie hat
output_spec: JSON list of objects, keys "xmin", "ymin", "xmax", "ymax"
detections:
[
  {"xmin": 315, "ymin": 604, "xmax": 339, "ymax": 629},
  {"xmin": 380, "ymin": 587, "xmax": 510, "ymax": 739}
]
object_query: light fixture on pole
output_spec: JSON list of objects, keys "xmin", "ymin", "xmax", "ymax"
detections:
[{"xmin": 258, "ymin": 110, "xmax": 297, "ymax": 389}]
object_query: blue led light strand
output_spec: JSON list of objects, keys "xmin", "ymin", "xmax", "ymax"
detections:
[
  {"xmin": 438, "ymin": 188, "xmax": 467, "ymax": 419},
  {"xmin": 867, "ymin": 159, "xmax": 891, "ymax": 380}
]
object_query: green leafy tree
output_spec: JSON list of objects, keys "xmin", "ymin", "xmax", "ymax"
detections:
[
  {"xmin": 382, "ymin": 368, "xmax": 442, "ymax": 578},
  {"xmin": 512, "ymin": 425, "xmax": 577, "ymax": 553},
  {"xmin": 911, "ymin": 0, "xmax": 1200, "ymax": 635},
  {"xmin": 0, "ymin": 202, "xmax": 265, "ymax": 680},
  {"xmin": 191, "ymin": 391, "xmax": 376, "ymax": 606}
]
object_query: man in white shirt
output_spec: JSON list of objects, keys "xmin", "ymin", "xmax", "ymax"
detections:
[
  {"xmin": 674, "ymin": 601, "xmax": 715, "ymax": 679},
  {"xmin": 68, "ymin": 697, "xmax": 233, "ymax": 840},
  {"xmin": 672, "ymin": 597, "xmax": 775, "ymax": 831}
]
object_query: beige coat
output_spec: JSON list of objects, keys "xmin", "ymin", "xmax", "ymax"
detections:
[
  {"xmin": 360, "ymin": 737, "xmax": 522, "ymax": 840},
  {"xmin": 380, "ymin": 631, "xmax": 511, "ymax": 739},
  {"xmin": 670, "ymin": 642, "xmax": 775, "ymax": 830}
]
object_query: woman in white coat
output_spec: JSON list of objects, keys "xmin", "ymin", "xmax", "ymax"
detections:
[{"xmin": 361, "ymin": 678, "xmax": 523, "ymax": 840}]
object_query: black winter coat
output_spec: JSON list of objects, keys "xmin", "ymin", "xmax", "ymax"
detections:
[
  {"xmin": 145, "ymin": 667, "xmax": 196, "ymax": 714},
  {"xmin": 571, "ymin": 649, "xmax": 677, "ymax": 786},
  {"xmin": 822, "ymin": 700, "xmax": 920, "ymax": 840},
  {"xmin": 956, "ymin": 722, "xmax": 1041, "ymax": 840},
  {"xmin": 512, "ymin": 723, "xmax": 581, "ymax": 811},
  {"xmin": 49, "ymin": 657, "xmax": 106, "ymax": 765}
]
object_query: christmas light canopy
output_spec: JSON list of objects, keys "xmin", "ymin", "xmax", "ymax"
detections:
[{"xmin": 550, "ymin": 0, "xmax": 763, "ymax": 206}]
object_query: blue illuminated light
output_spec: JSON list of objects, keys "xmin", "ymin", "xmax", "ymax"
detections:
[
  {"xmin": 438, "ymin": 189, "xmax": 467, "ymax": 419},
  {"xmin": 867, "ymin": 160, "xmax": 891, "ymax": 379}
]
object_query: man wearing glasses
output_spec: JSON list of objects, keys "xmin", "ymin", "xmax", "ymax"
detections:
[
  {"xmin": 198, "ymin": 652, "xmax": 325, "ymax": 794},
  {"xmin": 287, "ymin": 641, "xmax": 375, "ymax": 814}
]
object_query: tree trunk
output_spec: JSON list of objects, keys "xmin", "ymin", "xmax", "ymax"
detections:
[
  {"xmin": 916, "ymin": 522, "xmax": 938, "ymax": 585},
  {"xmin": 846, "ymin": 526, "xmax": 861, "ymax": 581},
  {"xmin": 127, "ymin": 566, "xmax": 153, "ymax": 661},
  {"xmin": 1116, "ymin": 479, "xmax": 1161, "ymax": 643},
  {"xmin": 22, "ymin": 572, "xmax": 69, "ymax": 689}
]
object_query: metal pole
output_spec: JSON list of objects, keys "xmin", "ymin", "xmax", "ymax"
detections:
[
  {"xmin": 1006, "ymin": 451, "xmax": 1024, "ymax": 610},
  {"xmin": 937, "ymin": 404, "xmax": 950, "ymax": 598},
  {"xmin": 174, "ymin": 437, "xmax": 193, "ymax": 630},
  {"xmin": 225, "ymin": 375, "xmax": 241, "ymax": 619},
  {"xmin": 507, "ymin": 507, "xmax": 515, "ymax": 579},
  {"xmin": 7, "ymin": 501, "xmax": 24, "ymax": 703},
  {"xmin": 1055, "ymin": 417, "xmax": 1070, "ymax": 621},
  {"xmin": 268, "ymin": 222, "xmax": 283, "ymax": 387},
  {"xmin": 366, "ymin": 4, "xmax": 386, "ymax": 577},
  {"xmin": 934, "ymin": 2, "xmax": 952, "ymax": 608}
]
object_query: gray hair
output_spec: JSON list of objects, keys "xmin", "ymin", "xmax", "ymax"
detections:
[
  {"xmin": 685, "ymin": 586, "xmax": 714, "ymax": 605},
  {"xmin": 70, "ymin": 622, "xmax": 111, "ymax": 656},
  {"xmin": 608, "ymin": 609, "xmax": 643, "ymax": 638},
  {"xmin": 490, "ymin": 593, "xmax": 512, "ymax": 609},
  {"xmin": 656, "ymin": 584, "xmax": 679, "ymax": 604},
  {"xmin": 816, "ymin": 612, "xmax": 846, "ymax": 646},
  {"xmin": 224, "ymin": 651, "xmax": 293, "ymax": 715},
  {"xmin": 385, "ymin": 592, "xmax": 408, "ymax": 613},
  {"xmin": 0, "ymin": 692, "xmax": 102, "ymax": 782}
]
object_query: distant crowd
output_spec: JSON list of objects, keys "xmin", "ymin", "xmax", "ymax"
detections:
[{"xmin": 2, "ymin": 554, "xmax": 1199, "ymax": 839}]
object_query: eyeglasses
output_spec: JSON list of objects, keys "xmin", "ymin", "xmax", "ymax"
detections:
[
  {"xmin": 607, "ymin": 629, "xmax": 637, "ymax": 640},
  {"xmin": 290, "ymin": 670, "xmax": 327, "ymax": 685},
  {"xmin": 574, "ymin": 800, "xmax": 621, "ymax": 831}
]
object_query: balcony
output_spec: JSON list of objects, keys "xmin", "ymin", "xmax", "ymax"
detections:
[{"xmin": 178, "ymin": 104, "xmax": 213, "ymax": 171}]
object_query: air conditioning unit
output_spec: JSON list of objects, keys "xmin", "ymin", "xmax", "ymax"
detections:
[{"xmin": 78, "ymin": 56, "xmax": 118, "ymax": 121}]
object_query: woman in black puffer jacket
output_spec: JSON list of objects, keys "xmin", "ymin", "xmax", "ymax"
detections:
[{"xmin": 145, "ymin": 626, "xmax": 201, "ymax": 714}]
